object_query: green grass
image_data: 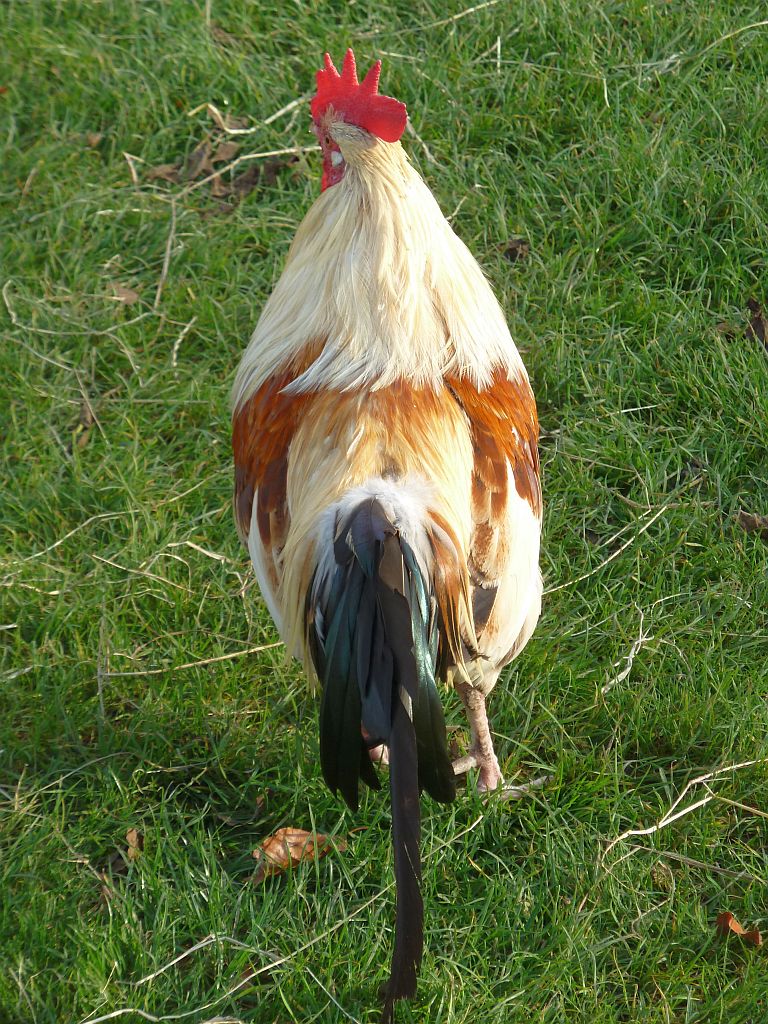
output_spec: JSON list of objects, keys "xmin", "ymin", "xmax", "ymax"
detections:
[{"xmin": 2, "ymin": 1, "xmax": 768, "ymax": 1021}]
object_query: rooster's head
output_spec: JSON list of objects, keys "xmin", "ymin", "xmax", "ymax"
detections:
[{"xmin": 310, "ymin": 48, "xmax": 407, "ymax": 191}]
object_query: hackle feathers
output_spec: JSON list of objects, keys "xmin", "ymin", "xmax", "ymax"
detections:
[{"xmin": 232, "ymin": 131, "xmax": 527, "ymax": 407}]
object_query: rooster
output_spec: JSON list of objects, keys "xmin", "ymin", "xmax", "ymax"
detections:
[{"xmin": 232, "ymin": 50, "xmax": 542, "ymax": 1021}]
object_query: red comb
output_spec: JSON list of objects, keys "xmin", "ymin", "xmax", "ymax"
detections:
[{"xmin": 310, "ymin": 48, "xmax": 407, "ymax": 144}]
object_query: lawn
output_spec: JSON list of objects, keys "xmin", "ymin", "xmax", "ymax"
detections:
[{"xmin": 2, "ymin": 1, "xmax": 768, "ymax": 1021}]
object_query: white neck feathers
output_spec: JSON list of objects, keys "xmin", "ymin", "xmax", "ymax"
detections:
[{"xmin": 233, "ymin": 137, "xmax": 525, "ymax": 408}]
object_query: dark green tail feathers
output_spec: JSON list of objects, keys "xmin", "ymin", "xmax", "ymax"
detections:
[
  {"xmin": 306, "ymin": 496, "xmax": 456, "ymax": 1016},
  {"xmin": 308, "ymin": 497, "xmax": 456, "ymax": 808}
]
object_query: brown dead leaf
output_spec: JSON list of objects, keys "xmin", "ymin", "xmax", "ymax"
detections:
[
  {"xmin": 223, "ymin": 156, "xmax": 298, "ymax": 204},
  {"xmin": 111, "ymin": 283, "xmax": 140, "ymax": 305},
  {"xmin": 237, "ymin": 962, "xmax": 274, "ymax": 987},
  {"xmin": 212, "ymin": 140, "xmax": 241, "ymax": 164},
  {"xmin": 125, "ymin": 827, "xmax": 144, "ymax": 861},
  {"xmin": 745, "ymin": 299, "xmax": 768, "ymax": 349},
  {"xmin": 180, "ymin": 149, "xmax": 299, "ymax": 215},
  {"xmin": 252, "ymin": 827, "xmax": 346, "ymax": 883},
  {"xmin": 184, "ymin": 139, "xmax": 214, "ymax": 181},
  {"xmin": 201, "ymin": 164, "xmax": 261, "ymax": 210},
  {"xmin": 209, "ymin": 173, "xmax": 229, "ymax": 198},
  {"xmin": 207, "ymin": 106, "xmax": 250, "ymax": 132},
  {"xmin": 737, "ymin": 510, "xmax": 768, "ymax": 541},
  {"xmin": 715, "ymin": 321, "xmax": 737, "ymax": 339},
  {"xmin": 104, "ymin": 849, "xmax": 127, "ymax": 876},
  {"xmin": 263, "ymin": 155, "xmax": 298, "ymax": 186},
  {"xmin": 86, "ymin": 132, "xmax": 103, "ymax": 148},
  {"xmin": 231, "ymin": 163, "xmax": 261, "ymax": 199},
  {"xmin": 95, "ymin": 827, "xmax": 147, "ymax": 905},
  {"xmin": 71, "ymin": 400, "xmax": 95, "ymax": 452},
  {"xmin": 501, "ymin": 237, "xmax": 530, "ymax": 264},
  {"xmin": 716, "ymin": 911, "xmax": 762, "ymax": 946},
  {"xmin": 146, "ymin": 162, "xmax": 181, "ymax": 184},
  {"xmin": 211, "ymin": 23, "xmax": 241, "ymax": 48}
]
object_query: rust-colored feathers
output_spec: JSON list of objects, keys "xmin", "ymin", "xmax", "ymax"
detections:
[{"xmin": 232, "ymin": 370, "xmax": 539, "ymax": 672}]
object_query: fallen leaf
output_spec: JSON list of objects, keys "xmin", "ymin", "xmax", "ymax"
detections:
[
  {"xmin": 231, "ymin": 163, "xmax": 261, "ymax": 199},
  {"xmin": 71, "ymin": 400, "xmax": 95, "ymax": 451},
  {"xmin": 86, "ymin": 132, "xmax": 103, "ymax": 148},
  {"xmin": 252, "ymin": 827, "xmax": 346, "ymax": 883},
  {"xmin": 207, "ymin": 106, "xmax": 250, "ymax": 132},
  {"xmin": 104, "ymin": 849, "xmax": 127, "ymax": 876},
  {"xmin": 262, "ymin": 155, "xmax": 298, "ymax": 186},
  {"xmin": 226, "ymin": 156, "xmax": 297, "ymax": 203},
  {"xmin": 184, "ymin": 139, "xmax": 214, "ymax": 181},
  {"xmin": 212, "ymin": 140, "xmax": 241, "ymax": 164},
  {"xmin": 737, "ymin": 510, "xmax": 768, "ymax": 541},
  {"xmin": 125, "ymin": 827, "xmax": 144, "ymax": 861},
  {"xmin": 745, "ymin": 299, "xmax": 768, "ymax": 349},
  {"xmin": 237, "ymin": 963, "xmax": 272, "ymax": 986},
  {"xmin": 501, "ymin": 237, "xmax": 530, "ymax": 263},
  {"xmin": 209, "ymin": 173, "xmax": 229, "ymax": 198},
  {"xmin": 211, "ymin": 23, "xmax": 241, "ymax": 48},
  {"xmin": 111, "ymin": 283, "xmax": 140, "ymax": 305},
  {"xmin": 715, "ymin": 321, "xmax": 737, "ymax": 339},
  {"xmin": 146, "ymin": 162, "xmax": 181, "ymax": 184},
  {"xmin": 716, "ymin": 911, "xmax": 762, "ymax": 946}
]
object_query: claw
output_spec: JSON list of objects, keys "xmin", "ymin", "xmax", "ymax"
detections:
[{"xmin": 499, "ymin": 773, "xmax": 552, "ymax": 801}]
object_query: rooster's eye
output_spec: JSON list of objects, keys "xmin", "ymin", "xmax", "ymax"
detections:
[{"xmin": 324, "ymin": 135, "xmax": 331, "ymax": 147}]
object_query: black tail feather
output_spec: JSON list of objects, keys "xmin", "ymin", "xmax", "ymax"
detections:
[
  {"xmin": 380, "ymin": 694, "xmax": 422, "ymax": 1022},
  {"xmin": 307, "ymin": 497, "xmax": 456, "ymax": 1015}
]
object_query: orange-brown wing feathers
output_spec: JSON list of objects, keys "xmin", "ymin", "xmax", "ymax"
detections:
[
  {"xmin": 447, "ymin": 367, "xmax": 541, "ymax": 657},
  {"xmin": 232, "ymin": 371, "xmax": 308, "ymax": 544},
  {"xmin": 448, "ymin": 367, "xmax": 541, "ymax": 523},
  {"xmin": 232, "ymin": 341, "xmax": 326, "ymax": 547},
  {"xmin": 423, "ymin": 508, "xmax": 474, "ymax": 667}
]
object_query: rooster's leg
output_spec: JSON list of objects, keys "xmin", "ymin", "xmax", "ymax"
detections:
[
  {"xmin": 362, "ymin": 726, "xmax": 390, "ymax": 767},
  {"xmin": 453, "ymin": 678, "xmax": 503, "ymax": 792},
  {"xmin": 368, "ymin": 743, "xmax": 389, "ymax": 766}
]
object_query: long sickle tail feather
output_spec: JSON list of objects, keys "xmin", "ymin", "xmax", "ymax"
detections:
[{"xmin": 306, "ymin": 497, "xmax": 455, "ymax": 1017}]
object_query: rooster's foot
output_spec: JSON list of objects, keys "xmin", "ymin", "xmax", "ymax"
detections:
[
  {"xmin": 454, "ymin": 679, "xmax": 504, "ymax": 791},
  {"xmin": 368, "ymin": 743, "xmax": 389, "ymax": 767},
  {"xmin": 499, "ymin": 773, "xmax": 552, "ymax": 801},
  {"xmin": 451, "ymin": 751, "xmax": 503, "ymax": 792}
]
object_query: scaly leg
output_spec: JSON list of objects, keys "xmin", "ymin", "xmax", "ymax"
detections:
[
  {"xmin": 368, "ymin": 742, "xmax": 389, "ymax": 767},
  {"xmin": 362, "ymin": 726, "xmax": 389, "ymax": 767},
  {"xmin": 453, "ymin": 678, "xmax": 503, "ymax": 792}
]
